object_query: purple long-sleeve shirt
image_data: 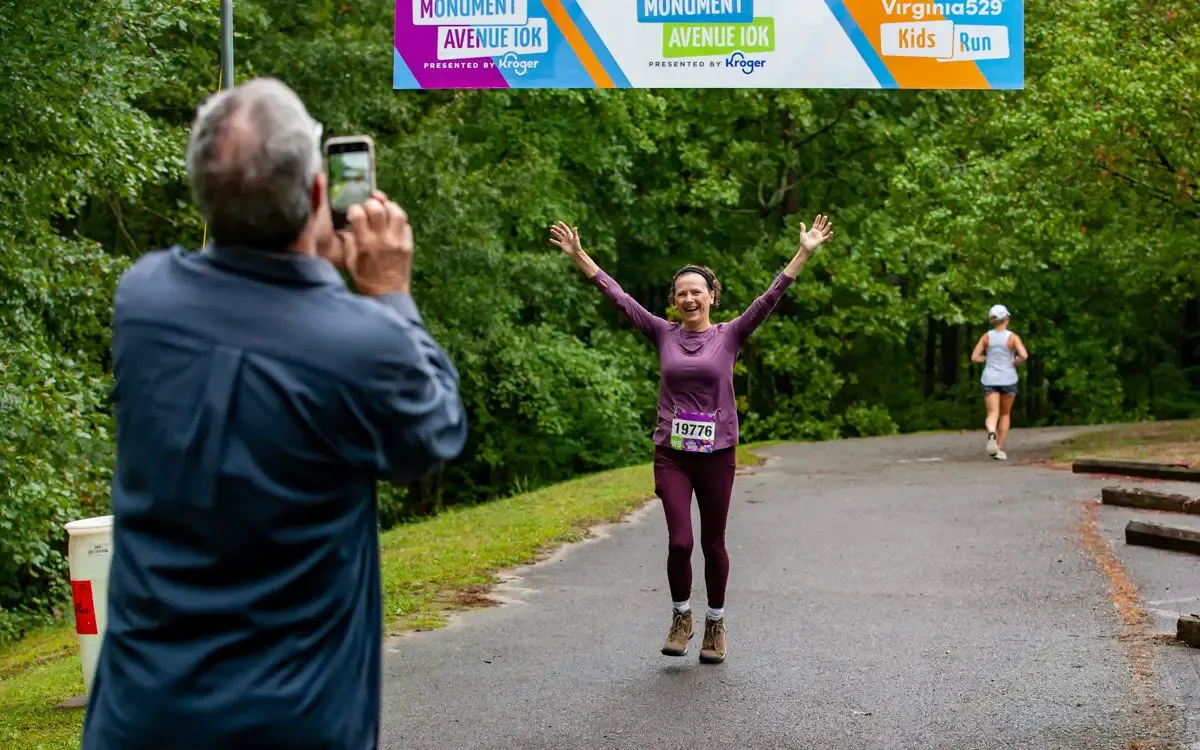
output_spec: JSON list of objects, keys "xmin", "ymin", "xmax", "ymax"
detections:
[{"xmin": 592, "ymin": 270, "xmax": 794, "ymax": 451}]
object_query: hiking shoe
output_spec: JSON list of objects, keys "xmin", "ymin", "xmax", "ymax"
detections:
[
  {"xmin": 661, "ymin": 610, "xmax": 693, "ymax": 657},
  {"xmin": 699, "ymin": 617, "xmax": 727, "ymax": 664},
  {"xmin": 986, "ymin": 433, "xmax": 998, "ymax": 456},
  {"xmin": 993, "ymin": 450, "xmax": 1008, "ymax": 461}
]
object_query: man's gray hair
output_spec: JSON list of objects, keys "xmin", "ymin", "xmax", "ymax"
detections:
[{"xmin": 186, "ymin": 78, "xmax": 321, "ymax": 250}]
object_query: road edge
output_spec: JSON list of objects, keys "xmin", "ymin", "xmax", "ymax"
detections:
[{"xmin": 383, "ymin": 446, "xmax": 775, "ymax": 648}]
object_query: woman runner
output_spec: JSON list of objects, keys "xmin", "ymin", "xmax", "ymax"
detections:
[
  {"xmin": 548, "ymin": 216, "xmax": 834, "ymax": 663},
  {"xmin": 970, "ymin": 304, "xmax": 1028, "ymax": 461}
]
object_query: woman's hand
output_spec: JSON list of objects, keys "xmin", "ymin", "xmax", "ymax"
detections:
[
  {"xmin": 784, "ymin": 214, "xmax": 835, "ymax": 279},
  {"xmin": 550, "ymin": 222, "xmax": 584, "ymax": 257},
  {"xmin": 549, "ymin": 221, "xmax": 600, "ymax": 279},
  {"xmin": 797, "ymin": 215, "xmax": 834, "ymax": 256}
]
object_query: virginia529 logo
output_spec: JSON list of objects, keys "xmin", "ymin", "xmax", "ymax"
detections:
[{"xmin": 725, "ymin": 51, "xmax": 766, "ymax": 75}]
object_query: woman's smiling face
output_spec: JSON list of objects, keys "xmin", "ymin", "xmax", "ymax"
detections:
[{"xmin": 673, "ymin": 272, "xmax": 714, "ymax": 328}]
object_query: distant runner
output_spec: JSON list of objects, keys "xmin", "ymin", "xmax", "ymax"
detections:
[
  {"xmin": 549, "ymin": 216, "xmax": 834, "ymax": 663},
  {"xmin": 970, "ymin": 304, "xmax": 1028, "ymax": 461}
]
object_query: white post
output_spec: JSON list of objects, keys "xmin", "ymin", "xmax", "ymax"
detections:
[{"xmin": 64, "ymin": 516, "xmax": 114, "ymax": 694}]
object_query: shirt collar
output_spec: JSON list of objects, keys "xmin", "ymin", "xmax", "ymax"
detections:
[{"xmin": 197, "ymin": 243, "xmax": 345, "ymax": 286}]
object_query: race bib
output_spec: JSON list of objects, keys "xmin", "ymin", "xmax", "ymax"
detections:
[{"xmin": 671, "ymin": 412, "xmax": 716, "ymax": 453}]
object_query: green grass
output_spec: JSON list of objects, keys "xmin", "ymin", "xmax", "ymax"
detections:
[
  {"xmin": 0, "ymin": 626, "xmax": 85, "ymax": 749},
  {"xmin": 1053, "ymin": 420, "xmax": 1200, "ymax": 467},
  {"xmin": 0, "ymin": 444, "xmax": 771, "ymax": 748}
]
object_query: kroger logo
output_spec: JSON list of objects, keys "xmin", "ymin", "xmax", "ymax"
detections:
[
  {"xmin": 725, "ymin": 51, "xmax": 766, "ymax": 75},
  {"xmin": 497, "ymin": 51, "xmax": 539, "ymax": 76}
]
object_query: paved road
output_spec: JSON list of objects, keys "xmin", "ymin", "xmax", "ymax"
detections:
[{"xmin": 381, "ymin": 429, "xmax": 1197, "ymax": 749}]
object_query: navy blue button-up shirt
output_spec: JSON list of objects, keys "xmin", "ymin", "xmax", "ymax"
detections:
[{"xmin": 82, "ymin": 245, "xmax": 466, "ymax": 749}]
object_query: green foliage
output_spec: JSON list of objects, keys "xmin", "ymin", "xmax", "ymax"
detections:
[
  {"xmin": 0, "ymin": 0, "xmax": 197, "ymax": 640},
  {"xmin": 840, "ymin": 403, "xmax": 901, "ymax": 439},
  {"xmin": 2, "ymin": 0, "xmax": 1197, "ymax": 640}
]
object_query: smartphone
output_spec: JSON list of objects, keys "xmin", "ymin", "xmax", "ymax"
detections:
[{"xmin": 323, "ymin": 135, "xmax": 376, "ymax": 230}]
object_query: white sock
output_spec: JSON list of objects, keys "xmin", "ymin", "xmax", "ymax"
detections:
[
  {"xmin": 707, "ymin": 607, "xmax": 724, "ymax": 621},
  {"xmin": 673, "ymin": 600, "xmax": 691, "ymax": 614}
]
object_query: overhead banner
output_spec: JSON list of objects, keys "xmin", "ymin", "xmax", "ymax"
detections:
[{"xmin": 394, "ymin": 0, "xmax": 1023, "ymax": 90}]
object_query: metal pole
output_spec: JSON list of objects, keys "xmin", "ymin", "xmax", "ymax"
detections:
[{"xmin": 220, "ymin": 0, "xmax": 234, "ymax": 90}]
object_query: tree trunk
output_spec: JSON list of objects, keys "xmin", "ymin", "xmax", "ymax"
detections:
[
  {"xmin": 783, "ymin": 166, "xmax": 800, "ymax": 217},
  {"xmin": 407, "ymin": 466, "xmax": 445, "ymax": 518},
  {"xmin": 1183, "ymin": 292, "xmax": 1200, "ymax": 388},
  {"xmin": 1024, "ymin": 320, "xmax": 1040, "ymax": 424},
  {"xmin": 939, "ymin": 321, "xmax": 959, "ymax": 390},
  {"xmin": 924, "ymin": 316, "xmax": 937, "ymax": 397},
  {"xmin": 406, "ymin": 478, "xmax": 430, "ymax": 518}
]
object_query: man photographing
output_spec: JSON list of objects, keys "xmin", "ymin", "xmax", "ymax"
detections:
[{"xmin": 82, "ymin": 78, "xmax": 466, "ymax": 749}]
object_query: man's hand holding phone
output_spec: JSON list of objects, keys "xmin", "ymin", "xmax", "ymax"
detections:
[
  {"xmin": 324, "ymin": 135, "xmax": 375, "ymax": 230},
  {"xmin": 334, "ymin": 191, "xmax": 414, "ymax": 297}
]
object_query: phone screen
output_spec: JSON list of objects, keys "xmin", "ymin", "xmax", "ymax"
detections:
[{"xmin": 327, "ymin": 146, "xmax": 373, "ymax": 214}]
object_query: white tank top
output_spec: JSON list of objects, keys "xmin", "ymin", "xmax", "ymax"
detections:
[{"xmin": 981, "ymin": 330, "xmax": 1018, "ymax": 386}]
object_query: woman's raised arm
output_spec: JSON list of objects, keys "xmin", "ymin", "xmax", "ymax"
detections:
[{"xmin": 550, "ymin": 222, "xmax": 669, "ymax": 342}]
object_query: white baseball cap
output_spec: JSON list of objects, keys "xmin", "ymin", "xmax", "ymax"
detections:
[{"xmin": 988, "ymin": 304, "xmax": 1011, "ymax": 321}]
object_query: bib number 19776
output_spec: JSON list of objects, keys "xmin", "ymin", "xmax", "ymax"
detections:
[{"xmin": 670, "ymin": 412, "xmax": 716, "ymax": 453}]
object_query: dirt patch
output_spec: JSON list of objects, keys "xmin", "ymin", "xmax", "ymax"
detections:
[
  {"xmin": 1077, "ymin": 500, "xmax": 1179, "ymax": 748},
  {"xmin": 449, "ymin": 585, "xmax": 500, "ymax": 609},
  {"xmin": 1152, "ymin": 449, "xmax": 1200, "ymax": 469}
]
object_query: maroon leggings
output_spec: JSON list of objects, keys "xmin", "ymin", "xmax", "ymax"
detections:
[{"xmin": 653, "ymin": 446, "xmax": 737, "ymax": 609}]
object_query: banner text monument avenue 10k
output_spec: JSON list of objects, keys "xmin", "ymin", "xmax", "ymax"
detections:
[{"xmin": 394, "ymin": 0, "xmax": 1024, "ymax": 90}]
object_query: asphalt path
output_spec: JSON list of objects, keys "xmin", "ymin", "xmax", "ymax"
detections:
[{"xmin": 380, "ymin": 429, "xmax": 1198, "ymax": 749}]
